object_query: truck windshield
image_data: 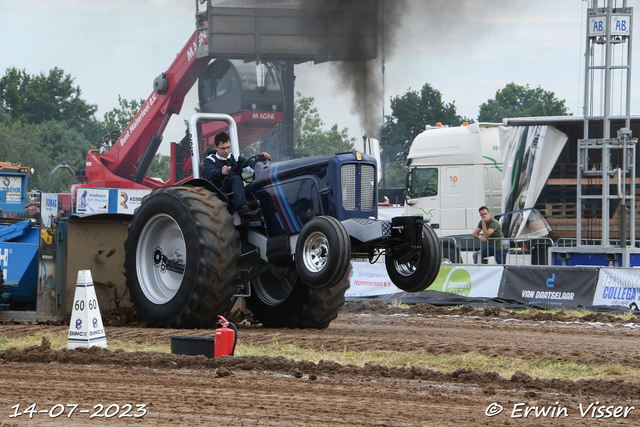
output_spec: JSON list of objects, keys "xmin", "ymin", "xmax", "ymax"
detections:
[{"xmin": 408, "ymin": 168, "xmax": 438, "ymax": 198}]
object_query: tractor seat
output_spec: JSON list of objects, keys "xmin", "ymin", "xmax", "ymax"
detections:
[{"xmin": 200, "ymin": 145, "xmax": 218, "ymax": 178}]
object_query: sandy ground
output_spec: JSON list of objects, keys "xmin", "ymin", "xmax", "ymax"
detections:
[{"xmin": 0, "ymin": 302, "xmax": 639, "ymax": 426}]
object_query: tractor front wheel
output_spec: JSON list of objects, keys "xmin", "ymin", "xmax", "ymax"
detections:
[
  {"xmin": 385, "ymin": 224, "xmax": 441, "ymax": 293},
  {"xmin": 295, "ymin": 216, "xmax": 351, "ymax": 289}
]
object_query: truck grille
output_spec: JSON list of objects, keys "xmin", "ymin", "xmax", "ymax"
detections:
[{"xmin": 341, "ymin": 164, "xmax": 375, "ymax": 211}]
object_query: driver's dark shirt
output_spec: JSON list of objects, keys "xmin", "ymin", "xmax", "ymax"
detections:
[{"xmin": 202, "ymin": 153, "xmax": 255, "ymax": 188}]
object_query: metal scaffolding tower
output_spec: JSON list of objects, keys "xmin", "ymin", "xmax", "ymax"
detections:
[{"xmin": 578, "ymin": 0, "xmax": 637, "ymax": 264}]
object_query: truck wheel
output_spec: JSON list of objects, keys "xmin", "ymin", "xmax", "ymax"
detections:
[
  {"xmin": 295, "ymin": 216, "xmax": 351, "ymax": 289},
  {"xmin": 385, "ymin": 224, "xmax": 442, "ymax": 293},
  {"xmin": 246, "ymin": 266, "xmax": 349, "ymax": 329},
  {"xmin": 125, "ymin": 186, "xmax": 240, "ymax": 328}
]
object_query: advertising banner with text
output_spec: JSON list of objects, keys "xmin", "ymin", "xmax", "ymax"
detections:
[
  {"xmin": 500, "ymin": 266, "xmax": 597, "ymax": 308},
  {"xmin": 426, "ymin": 265, "xmax": 503, "ymax": 298},
  {"xmin": 593, "ymin": 268, "xmax": 640, "ymax": 308},
  {"xmin": 347, "ymin": 263, "xmax": 503, "ymax": 299},
  {"xmin": 347, "ymin": 262, "xmax": 399, "ymax": 298}
]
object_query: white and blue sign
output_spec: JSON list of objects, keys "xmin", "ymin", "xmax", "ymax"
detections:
[
  {"xmin": 42, "ymin": 194, "xmax": 58, "ymax": 228},
  {"xmin": 588, "ymin": 15, "xmax": 630, "ymax": 37},
  {"xmin": 75, "ymin": 188, "xmax": 151, "ymax": 215},
  {"xmin": 116, "ymin": 189, "xmax": 151, "ymax": 214},
  {"xmin": 75, "ymin": 189, "xmax": 110, "ymax": 214},
  {"xmin": 593, "ymin": 268, "xmax": 640, "ymax": 308},
  {"xmin": 611, "ymin": 15, "xmax": 630, "ymax": 36},
  {"xmin": 589, "ymin": 16, "xmax": 606, "ymax": 36}
]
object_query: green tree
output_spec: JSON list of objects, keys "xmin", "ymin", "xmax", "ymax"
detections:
[
  {"xmin": 147, "ymin": 153, "xmax": 171, "ymax": 182},
  {"xmin": 380, "ymin": 83, "xmax": 470, "ymax": 187},
  {"xmin": 0, "ymin": 122, "xmax": 51, "ymax": 190},
  {"xmin": 101, "ymin": 95, "xmax": 145, "ymax": 135},
  {"xmin": 0, "ymin": 67, "xmax": 98, "ymax": 138},
  {"xmin": 37, "ymin": 120, "xmax": 94, "ymax": 191},
  {"xmin": 478, "ymin": 82, "xmax": 569, "ymax": 123},
  {"xmin": 294, "ymin": 93, "xmax": 355, "ymax": 156}
]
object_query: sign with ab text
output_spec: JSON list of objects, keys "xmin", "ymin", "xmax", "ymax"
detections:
[
  {"xmin": 588, "ymin": 15, "xmax": 630, "ymax": 37},
  {"xmin": 67, "ymin": 270, "xmax": 107, "ymax": 349},
  {"xmin": 593, "ymin": 268, "xmax": 640, "ymax": 308}
]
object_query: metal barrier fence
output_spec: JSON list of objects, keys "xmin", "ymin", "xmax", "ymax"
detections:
[
  {"xmin": 439, "ymin": 237, "xmax": 555, "ymax": 265},
  {"xmin": 556, "ymin": 238, "xmax": 640, "ymax": 249}
]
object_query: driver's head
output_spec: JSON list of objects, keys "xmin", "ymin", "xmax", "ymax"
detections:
[{"xmin": 215, "ymin": 132, "xmax": 231, "ymax": 158}]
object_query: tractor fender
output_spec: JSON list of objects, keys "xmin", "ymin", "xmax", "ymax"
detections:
[{"xmin": 182, "ymin": 178, "xmax": 230, "ymax": 205}]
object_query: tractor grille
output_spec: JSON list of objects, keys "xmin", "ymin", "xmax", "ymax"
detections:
[
  {"xmin": 360, "ymin": 164, "xmax": 375, "ymax": 210},
  {"xmin": 341, "ymin": 163, "xmax": 375, "ymax": 211},
  {"xmin": 341, "ymin": 164, "xmax": 357, "ymax": 210}
]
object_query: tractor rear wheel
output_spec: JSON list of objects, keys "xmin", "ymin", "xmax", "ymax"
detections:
[
  {"xmin": 246, "ymin": 266, "xmax": 349, "ymax": 328},
  {"xmin": 385, "ymin": 224, "xmax": 441, "ymax": 293},
  {"xmin": 125, "ymin": 186, "xmax": 240, "ymax": 328}
]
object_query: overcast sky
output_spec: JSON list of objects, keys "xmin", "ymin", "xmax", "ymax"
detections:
[{"xmin": 1, "ymin": 1, "xmax": 635, "ymax": 154}]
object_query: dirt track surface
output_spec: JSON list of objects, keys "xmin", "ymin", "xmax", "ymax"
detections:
[{"xmin": 1, "ymin": 302, "xmax": 640, "ymax": 426}]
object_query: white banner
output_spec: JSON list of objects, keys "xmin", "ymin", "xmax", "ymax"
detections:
[
  {"xmin": 116, "ymin": 189, "xmax": 151, "ymax": 214},
  {"xmin": 41, "ymin": 194, "xmax": 58, "ymax": 228},
  {"xmin": 347, "ymin": 262, "xmax": 503, "ymax": 299},
  {"xmin": 75, "ymin": 189, "xmax": 109, "ymax": 214},
  {"xmin": 593, "ymin": 268, "xmax": 640, "ymax": 308},
  {"xmin": 347, "ymin": 262, "xmax": 399, "ymax": 297}
]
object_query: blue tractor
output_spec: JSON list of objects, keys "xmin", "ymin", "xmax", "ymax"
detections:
[{"xmin": 124, "ymin": 114, "xmax": 441, "ymax": 328}]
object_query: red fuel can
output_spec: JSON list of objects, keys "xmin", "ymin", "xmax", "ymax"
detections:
[{"xmin": 214, "ymin": 316, "xmax": 236, "ymax": 357}]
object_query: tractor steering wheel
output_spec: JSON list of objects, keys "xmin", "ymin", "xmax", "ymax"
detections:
[{"xmin": 240, "ymin": 154, "xmax": 270, "ymax": 184}]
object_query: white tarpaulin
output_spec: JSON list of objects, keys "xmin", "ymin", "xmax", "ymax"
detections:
[{"xmin": 499, "ymin": 125, "xmax": 568, "ymax": 238}]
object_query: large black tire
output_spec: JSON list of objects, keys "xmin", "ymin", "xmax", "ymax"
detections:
[
  {"xmin": 124, "ymin": 186, "xmax": 240, "ymax": 328},
  {"xmin": 246, "ymin": 266, "xmax": 349, "ymax": 329},
  {"xmin": 385, "ymin": 224, "xmax": 442, "ymax": 293},
  {"xmin": 295, "ymin": 216, "xmax": 351, "ymax": 289}
]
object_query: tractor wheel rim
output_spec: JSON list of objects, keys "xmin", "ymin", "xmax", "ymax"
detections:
[
  {"xmin": 394, "ymin": 256, "xmax": 419, "ymax": 277},
  {"xmin": 302, "ymin": 231, "xmax": 329, "ymax": 273},
  {"xmin": 136, "ymin": 213, "xmax": 186, "ymax": 304}
]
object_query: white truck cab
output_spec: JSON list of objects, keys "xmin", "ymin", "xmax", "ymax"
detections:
[{"xmin": 404, "ymin": 122, "xmax": 503, "ymax": 246}]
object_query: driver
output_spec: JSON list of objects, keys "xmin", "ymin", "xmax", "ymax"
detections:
[{"xmin": 203, "ymin": 131, "xmax": 270, "ymax": 216}]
